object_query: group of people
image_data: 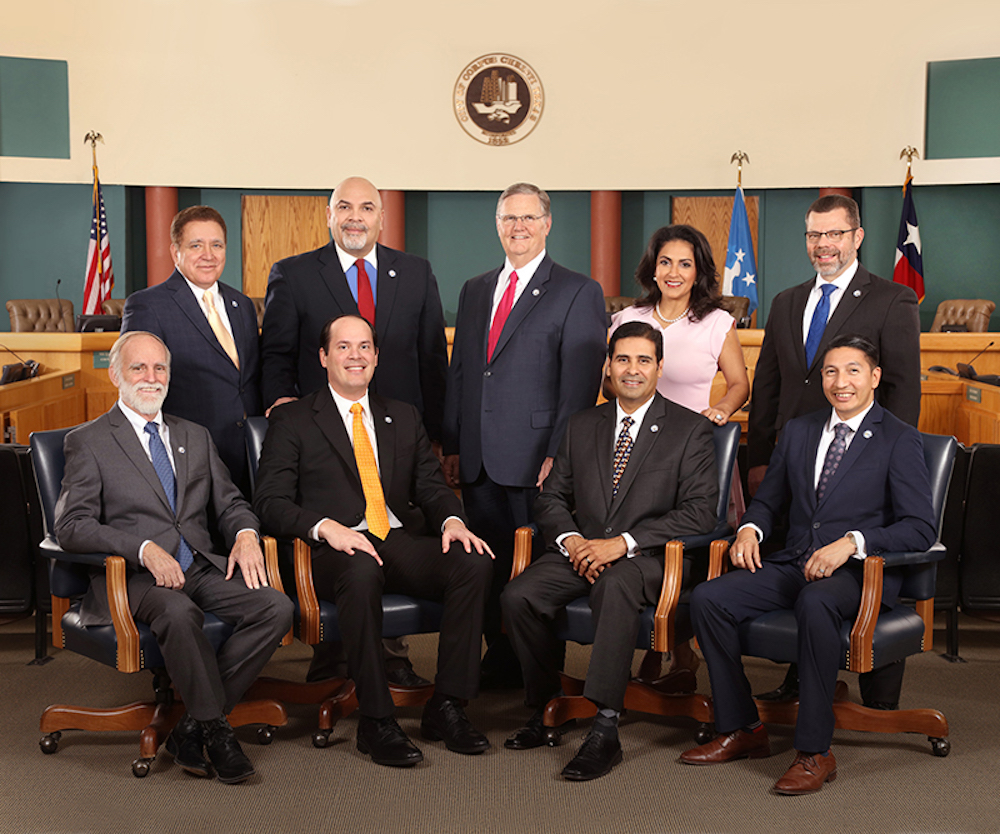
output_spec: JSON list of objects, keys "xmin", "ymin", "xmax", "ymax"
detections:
[{"xmin": 53, "ymin": 179, "xmax": 931, "ymax": 796}]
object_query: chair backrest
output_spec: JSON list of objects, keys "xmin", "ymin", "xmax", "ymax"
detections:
[
  {"xmin": 245, "ymin": 416, "xmax": 269, "ymax": 493},
  {"xmin": 719, "ymin": 295, "xmax": 750, "ymax": 322},
  {"xmin": 100, "ymin": 298, "xmax": 126, "ymax": 317},
  {"xmin": 712, "ymin": 421, "xmax": 742, "ymax": 527},
  {"xmin": 6, "ymin": 299, "xmax": 75, "ymax": 332},
  {"xmin": 929, "ymin": 299, "xmax": 995, "ymax": 333},
  {"xmin": 29, "ymin": 427, "xmax": 75, "ymax": 538},
  {"xmin": 921, "ymin": 432, "xmax": 957, "ymax": 538},
  {"xmin": 250, "ymin": 297, "xmax": 266, "ymax": 330}
]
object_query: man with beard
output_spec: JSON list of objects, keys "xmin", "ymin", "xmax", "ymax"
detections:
[{"xmin": 54, "ymin": 331, "xmax": 294, "ymax": 784}]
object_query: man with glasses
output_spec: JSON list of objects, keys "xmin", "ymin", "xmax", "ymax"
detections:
[
  {"xmin": 443, "ymin": 182, "xmax": 607, "ymax": 688},
  {"xmin": 744, "ymin": 193, "xmax": 921, "ymax": 709}
]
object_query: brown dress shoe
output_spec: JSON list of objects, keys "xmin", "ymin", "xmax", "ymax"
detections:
[
  {"xmin": 772, "ymin": 750, "xmax": 837, "ymax": 795},
  {"xmin": 679, "ymin": 728, "xmax": 771, "ymax": 765}
]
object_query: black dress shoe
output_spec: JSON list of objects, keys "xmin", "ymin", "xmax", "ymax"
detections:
[
  {"xmin": 755, "ymin": 664, "xmax": 799, "ymax": 702},
  {"xmin": 504, "ymin": 709, "xmax": 575, "ymax": 750},
  {"xmin": 165, "ymin": 712, "xmax": 210, "ymax": 777},
  {"xmin": 385, "ymin": 664, "xmax": 431, "ymax": 688},
  {"xmin": 202, "ymin": 718, "xmax": 255, "ymax": 784},
  {"xmin": 357, "ymin": 715, "xmax": 424, "ymax": 767},
  {"xmin": 421, "ymin": 699, "xmax": 490, "ymax": 754},
  {"xmin": 561, "ymin": 729, "xmax": 623, "ymax": 781}
]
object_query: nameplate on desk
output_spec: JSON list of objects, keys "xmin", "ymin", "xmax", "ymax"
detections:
[
  {"xmin": 62, "ymin": 374, "xmax": 75, "ymax": 389},
  {"xmin": 966, "ymin": 386, "xmax": 982, "ymax": 403},
  {"xmin": 93, "ymin": 351, "xmax": 110, "ymax": 369}
]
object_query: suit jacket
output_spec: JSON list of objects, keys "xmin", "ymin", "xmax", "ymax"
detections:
[
  {"xmin": 252, "ymin": 389, "xmax": 463, "ymax": 543},
  {"xmin": 742, "ymin": 403, "xmax": 937, "ymax": 605},
  {"xmin": 534, "ymin": 394, "xmax": 718, "ymax": 556},
  {"xmin": 121, "ymin": 270, "xmax": 262, "ymax": 492},
  {"xmin": 260, "ymin": 242, "xmax": 448, "ymax": 441},
  {"xmin": 53, "ymin": 406, "xmax": 259, "ymax": 625},
  {"xmin": 747, "ymin": 265, "xmax": 921, "ymax": 469},
  {"xmin": 442, "ymin": 255, "xmax": 607, "ymax": 487}
]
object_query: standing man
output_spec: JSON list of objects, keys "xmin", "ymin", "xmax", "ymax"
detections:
[
  {"xmin": 744, "ymin": 194, "xmax": 921, "ymax": 706},
  {"xmin": 253, "ymin": 315, "xmax": 493, "ymax": 768},
  {"xmin": 502, "ymin": 321, "xmax": 718, "ymax": 780},
  {"xmin": 443, "ymin": 182, "xmax": 607, "ymax": 686},
  {"xmin": 682, "ymin": 335, "xmax": 935, "ymax": 794},
  {"xmin": 122, "ymin": 206, "xmax": 262, "ymax": 496},
  {"xmin": 54, "ymin": 332, "xmax": 294, "ymax": 784}
]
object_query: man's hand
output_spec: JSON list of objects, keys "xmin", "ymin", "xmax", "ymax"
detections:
[
  {"xmin": 747, "ymin": 465, "xmax": 768, "ymax": 497},
  {"xmin": 442, "ymin": 518, "xmax": 494, "ymax": 558},
  {"xmin": 536, "ymin": 456, "xmax": 555, "ymax": 490},
  {"xmin": 143, "ymin": 542, "xmax": 186, "ymax": 589},
  {"xmin": 564, "ymin": 534, "xmax": 627, "ymax": 584},
  {"xmin": 729, "ymin": 527, "xmax": 763, "ymax": 573},
  {"xmin": 318, "ymin": 519, "xmax": 382, "ymax": 565},
  {"xmin": 226, "ymin": 530, "xmax": 269, "ymax": 589},
  {"xmin": 443, "ymin": 454, "xmax": 460, "ymax": 489},
  {"xmin": 265, "ymin": 396, "xmax": 298, "ymax": 417},
  {"xmin": 803, "ymin": 536, "xmax": 855, "ymax": 582}
]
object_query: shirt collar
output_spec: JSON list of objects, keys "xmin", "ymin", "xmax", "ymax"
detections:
[
  {"xmin": 812, "ymin": 258, "xmax": 859, "ymax": 294},
  {"xmin": 181, "ymin": 274, "xmax": 219, "ymax": 303},
  {"xmin": 336, "ymin": 243, "xmax": 378, "ymax": 275},
  {"xmin": 328, "ymin": 384, "xmax": 373, "ymax": 425},
  {"xmin": 826, "ymin": 398, "xmax": 874, "ymax": 434},
  {"xmin": 118, "ymin": 399, "xmax": 164, "ymax": 432},
  {"xmin": 615, "ymin": 393, "xmax": 656, "ymax": 430},
  {"xmin": 502, "ymin": 249, "xmax": 546, "ymax": 283}
]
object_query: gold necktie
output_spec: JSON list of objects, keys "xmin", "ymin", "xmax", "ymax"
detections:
[
  {"xmin": 350, "ymin": 403, "xmax": 390, "ymax": 539},
  {"xmin": 202, "ymin": 290, "xmax": 240, "ymax": 368}
]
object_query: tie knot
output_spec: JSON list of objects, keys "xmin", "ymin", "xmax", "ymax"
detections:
[
  {"xmin": 202, "ymin": 290, "xmax": 213, "ymax": 305},
  {"xmin": 356, "ymin": 258, "xmax": 367, "ymax": 271},
  {"xmin": 350, "ymin": 403, "xmax": 363, "ymax": 416},
  {"xmin": 621, "ymin": 415, "xmax": 634, "ymax": 429},
  {"xmin": 821, "ymin": 283, "xmax": 837, "ymax": 298},
  {"xmin": 509, "ymin": 270, "xmax": 518, "ymax": 284},
  {"xmin": 834, "ymin": 422, "xmax": 851, "ymax": 439},
  {"xmin": 144, "ymin": 421, "xmax": 159, "ymax": 437}
]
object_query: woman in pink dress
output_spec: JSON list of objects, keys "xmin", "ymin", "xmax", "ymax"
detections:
[{"xmin": 611, "ymin": 224, "xmax": 749, "ymax": 683}]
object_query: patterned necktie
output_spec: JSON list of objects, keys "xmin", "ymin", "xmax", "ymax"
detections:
[
  {"xmin": 612, "ymin": 416, "xmax": 634, "ymax": 497},
  {"xmin": 350, "ymin": 403, "xmax": 390, "ymax": 539},
  {"xmin": 202, "ymin": 291, "xmax": 240, "ymax": 368},
  {"xmin": 487, "ymin": 271, "xmax": 518, "ymax": 362},
  {"xmin": 143, "ymin": 422, "xmax": 194, "ymax": 571},
  {"xmin": 816, "ymin": 422, "xmax": 852, "ymax": 501},
  {"xmin": 355, "ymin": 259, "xmax": 376, "ymax": 326},
  {"xmin": 804, "ymin": 283, "xmax": 837, "ymax": 367}
]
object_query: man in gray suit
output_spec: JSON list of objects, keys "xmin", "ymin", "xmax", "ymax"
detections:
[
  {"xmin": 54, "ymin": 331, "xmax": 294, "ymax": 784},
  {"xmin": 501, "ymin": 321, "xmax": 718, "ymax": 780}
]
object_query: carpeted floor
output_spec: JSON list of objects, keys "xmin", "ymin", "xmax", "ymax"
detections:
[{"xmin": 1, "ymin": 613, "xmax": 997, "ymax": 834}]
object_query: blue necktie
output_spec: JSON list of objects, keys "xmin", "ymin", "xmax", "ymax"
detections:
[
  {"xmin": 804, "ymin": 283, "xmax": 837, "ymax": 367},
  {"xmin": 144, "ymin": 421, "xmax": 194, "ymax": 571}
]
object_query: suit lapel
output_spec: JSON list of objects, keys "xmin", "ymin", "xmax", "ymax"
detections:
[
  {"xmin": 788, "ymin": 279, "xmax": 813, "ymax": 375},
  {"xmin": 818, "ymin": 404, "xmax": 883, "ymax": 508},
  {"xmin": 312, "ymin": 390, "xmax": 361, "ymax": 480},
  {"xmin": 374, "ymin": 244, "xmax": 398, "ymax": 345},
  {"xmin": 592, "ymin": 404, "xmax": 615, "ymax": 511},
  {"xmin": 609, "ymin": 396, "xmax": 665, "ymax": 514},
  {"xmin": 813, "ymin": 266, "xmax": 870, "ymax": 369},
  {"xmin": 488, "ymin": 256, "xmax": 552, "ymax": 364},
  {"xmin": 165, "ymin": 272, "xmax": 237, "ymax": 371},
  {"xmin": 218, "ymin": 282, "xmax": 248, "ymax": 371},
  {"xmin": 108, "ymin": 405, "xmax": 174, "ymax": 515},
  {"xmin": 317, "ymin": 243, "xmax": 359, "ymax": 317},
  {"xmin": 474, "ymin": 269, "xmax": 502, "ymax": 362},
  {"xmin": 166, "ymin": 417, "xmax": 190, "ymax": 511}
]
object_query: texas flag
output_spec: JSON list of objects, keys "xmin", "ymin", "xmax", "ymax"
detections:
[
  {"xmin": 723, "ymin": 186, "xmax": 758, "ymax": 316},
  {"xmin": 893, "ymin": 173, "xmax": 924, "ymax": 302}
]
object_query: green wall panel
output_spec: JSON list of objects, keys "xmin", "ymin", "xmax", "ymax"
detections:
[
  {"xmin": 0, "ymin": 57, "xmax": 70, "ymax": 159},
  {"xmin": 926, "ymin": 57, "xmax": 1000, "ymax": 160}
]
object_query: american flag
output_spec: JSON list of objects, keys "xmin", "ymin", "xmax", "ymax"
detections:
[{"xmin": 83, "ymin": 179, "xmax": 115, "ymax": 315}]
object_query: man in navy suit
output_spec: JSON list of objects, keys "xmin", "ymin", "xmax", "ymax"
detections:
[
  {"xmin": 442, "ymin": 182, "xmax": 608, "ymax": 684},
  {"xmin": 122, "ymin": 206, "xmax": 262, "ymax": 496},
  {"xmin": 681, "ymin": 334, "xmax": 936, "ymax": 795}
]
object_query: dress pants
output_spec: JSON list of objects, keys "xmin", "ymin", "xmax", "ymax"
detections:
[
  {"xmin": 311, "ymin": 528, "xmax": 492, "ymax": 718},
  {"xmin": 501, "ymin": 550, "xmax": 663, "ymax": 712},
  {"xmin": 691, "ymin": 561, "xmax": 864, "ymax": 753},
  {"xmin": 134, "ymin": 553, "xmax": 295, "ymax": 721}
]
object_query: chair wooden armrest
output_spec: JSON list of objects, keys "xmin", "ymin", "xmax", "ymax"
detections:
[
  {"xmin": 511, "ymin": 525, "xmax": 535, "ymax": 580},
  {"xmin": 294, "ymin": 537, "xmax": 322, "ymax": 644},
  {"xmin": 105, "ymin": 555, "xmax": 143, "ymax": 673},
  {"xmin": 261, "ymin": 536, "xmax": 293, "ymax": 646},
  {"xmin": 847, "ymin": 556, "xmax": 884, "ymax": 674},
  {"xmin": 707, "ymin": 539, "xmax": 730, "ymax": 581},
  {"xmin": 652, "ymin": 541, "xmax": 684, "ymax": 652}
]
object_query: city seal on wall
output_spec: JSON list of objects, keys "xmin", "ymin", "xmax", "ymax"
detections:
[{"xmin": 454, "ymin": 54, "xmax": 544, "ymax": 146}]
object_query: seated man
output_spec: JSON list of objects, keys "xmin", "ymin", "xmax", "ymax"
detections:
[
  {"xmin": 681, "ymin": 334, "xmax": 936, "ymax": 795},
  {"xmin": 501, "ymin": 321, "xmax": 718, "ymax": 781},
  {"xmin": 252, "ymin": 314, "xmax": 494, "ymax": 768},
  {"xmin": 54, "ymin": 331, "xmax": 294, "ymax": 784}
]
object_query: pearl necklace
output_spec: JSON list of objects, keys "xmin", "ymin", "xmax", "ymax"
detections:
[{"xmin": 653, "ymin": 306, "xmax": 689, "ymax": 326}]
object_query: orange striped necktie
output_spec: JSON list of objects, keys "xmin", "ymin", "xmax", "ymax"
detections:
[{"xmin": 350, "ymin": 402, "xmax": 390, "ymax": 539}]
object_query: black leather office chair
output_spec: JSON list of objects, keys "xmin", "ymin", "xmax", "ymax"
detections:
[
  {"xmin": 30, "ymin": 426, "xmax": 287, "ymax": 777},
  {"xmin": 243, "ymin": 416, "xmax": 442, "ymax": 748},
  {"xmin": 510, "ymin": 420, "xmax": 742, "ymax": 744},
  {"xmin": 704, "ymin": 431, "xmax": 957, "ymax": 756}
]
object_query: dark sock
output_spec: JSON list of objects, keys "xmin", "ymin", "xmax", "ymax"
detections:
[{"xmin": 743, "ymin": 721, "xmax": 764, "ymax": 733}]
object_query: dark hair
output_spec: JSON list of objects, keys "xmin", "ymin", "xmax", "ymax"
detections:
[
  {"xmin": 319, "ymin": 314, "xmax": 378, "ymax": 354},
  {"xmin": 608, "ymin": 321, "xmax": 663, "ymax": 364},
  {"xmin": 633, "ymin": 224, "xmax": 722, "ymax": 321},
  {"xmin": 824, "ymin": 333, "xmax": 879, "ymax": 368},
  {"xmin": 806, "ymin": 195, "xmax": 860, "ymax": 229},
  {"xmin": 170, "ymin": 205, "xmax": 227, "ymax": 246}
]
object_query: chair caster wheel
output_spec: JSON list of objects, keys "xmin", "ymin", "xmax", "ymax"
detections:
[
  {"xmin": 39, "ymin": 732, "xmax": 60, "ymax": 754},
  {"xmin": 257, "ymin": 726, "xmax": 275, "ymax": 745},
  {"xmin": 543, "ymin": 728, "xmax": 562, "ymax": 747},
  {"xmin": 930, "ymin": 737, "xmax": 951, "ymax": 757},
  {"xmin": 695, "ymin": 724, "xmax": 713, "ymax": 745},
  {"xmin": 312, "ymin": 730, "xmax": 331, "ymax": 749},
  {"xmin": 132, "ymin": 758, "xmax": 153, "ymax": 778}
]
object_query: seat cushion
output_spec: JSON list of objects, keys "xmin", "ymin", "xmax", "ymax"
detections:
[
  {"xmin": 306, "ymin": 594, "xmax": 443, "ymax": 643},
  {"xmin": 554, "ymin": 598, "xmax": 657, "ymax": 651}
]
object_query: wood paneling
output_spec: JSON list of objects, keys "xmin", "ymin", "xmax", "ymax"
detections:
[
  {"xmin": 241, "ymin": 195, "xmax": 330, "ymax": 299},
  {"xmin": 671, "ymin": 196, "xmax": 759, "ymax": 285},
  {"xmin": 1, "ymin": 371, "xmax": 86, "ymax": 442}
]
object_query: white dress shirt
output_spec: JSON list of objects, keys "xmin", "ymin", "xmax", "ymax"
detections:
[
  {"xmin": 490, "ymin": 249, "xmax": 547, "ymax": 322},
  {"xmin": 800, "ymin": 258, "xmax": 859, "ymax": 344}
]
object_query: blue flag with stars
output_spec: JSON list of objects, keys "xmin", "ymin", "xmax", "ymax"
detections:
[{"xmin": 723, "ymin": 186, "xmax": 758, "ymax": 317}]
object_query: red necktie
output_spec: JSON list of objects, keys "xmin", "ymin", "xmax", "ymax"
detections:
[
  {"xmin": 356, "ymin": 259, "xmax": 375, "ymax": 326},
  {"xmin": 487, "ymin": 271, "xmax": 518, "ymax": 362}
]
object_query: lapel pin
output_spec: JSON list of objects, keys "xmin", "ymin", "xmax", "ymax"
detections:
[
  {"xmin": 231, "ymin": 300, "xmax": 238, "ymax": 307},
  {"xmin": 178, "ymin": 447, "xmax": 186, "ymax": 454},
  {"xmin": 650, "ymin": 424, "xmax": 659, "ymax": 433},
  {"xmin": 384, "ymin": 416, "xmax": 393, "ymax": 423},
  {"xmin": 388, "ymin": 269, "xmax": 397, "ymax": 278},
  {"xmin": 532, "ymin": 288, "xmax": 540, "ymax": 296},
  {"xmin": 853, "ymin": 289, "xmax": 861, "ymax": 297},
  {"xmin": 863, "ymin": 430, "xmax": 872, "ymax": 439}
]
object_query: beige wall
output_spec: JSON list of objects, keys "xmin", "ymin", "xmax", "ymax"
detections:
[{"xmin": 3, "ymin": 0, "xmax": 999, "ymax": 189}]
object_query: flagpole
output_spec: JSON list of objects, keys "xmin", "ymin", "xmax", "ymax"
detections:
[
  {"xmin": 730, "ymin": 150, "xmax": 749, "ymax": 188},
  {"xmin": 84, "ymin": 132, "xmax": 104, "ymax": 287},
  {"xmin": 899, "ymin": 145, "xmax": 919, "ymax": 187}
]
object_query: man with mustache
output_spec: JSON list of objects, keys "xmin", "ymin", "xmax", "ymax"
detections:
[{"xmin": 54, "ymin": 331, "xmax": 294, "ymax": 784}]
